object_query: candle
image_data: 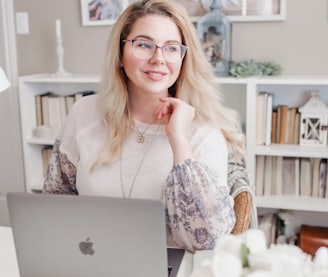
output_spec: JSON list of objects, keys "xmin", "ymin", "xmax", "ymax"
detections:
[{"xmin": 55, "ymin": 19, "xmax": 61, "ymax": 37}]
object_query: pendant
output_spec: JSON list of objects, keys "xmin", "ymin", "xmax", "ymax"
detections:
[{"xmin": 137, "ymin": 135, "xmax": 145, "ymax": 143}]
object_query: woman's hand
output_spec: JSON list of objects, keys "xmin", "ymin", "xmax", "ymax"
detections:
[{"xmin": 156, "ymin": 97, "xmax": 195, "ymax": 163}]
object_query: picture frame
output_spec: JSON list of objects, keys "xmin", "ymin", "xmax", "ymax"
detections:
[{"xmin": 80, "ymin": 0, "xmax": 129, "ymax": 26}]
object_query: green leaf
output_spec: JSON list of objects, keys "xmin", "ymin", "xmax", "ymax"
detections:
[{"xmin": 240, "ymin": 243, "xmax": 250, "ymax": 268}]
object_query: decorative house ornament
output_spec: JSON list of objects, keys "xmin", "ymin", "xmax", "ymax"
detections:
[
  {"xmin": 197, "ymin": 0, "xmax": 231, "ymax": 76},
  {"xmin": 299, "ymin": 91, "xmax": 328, "ymax": 147}
]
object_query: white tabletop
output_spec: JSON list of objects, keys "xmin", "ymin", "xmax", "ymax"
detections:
[
  {"xmin": 0, "ymin": 226, "xmax": 202, "ymax": 277},
  {"xmin": 0, "ymin": 226, "xmax": 20, "ymax": 277}
]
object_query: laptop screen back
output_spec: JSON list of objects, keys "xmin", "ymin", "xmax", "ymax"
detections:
[{"xmin": 7, "ymin": 192, "xmax": 168, "ymax": 277}]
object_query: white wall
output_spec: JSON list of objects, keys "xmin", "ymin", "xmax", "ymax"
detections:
[{"xmin": 232, "ymin": 0, "xmax": 328, "ymax": 75}]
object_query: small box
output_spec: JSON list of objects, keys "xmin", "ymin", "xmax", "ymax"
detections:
[{"xmin": 298, "ymin": 225, "xmax": 328, "ymax": 256}]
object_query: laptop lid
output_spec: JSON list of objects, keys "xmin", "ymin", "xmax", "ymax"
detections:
[{"xmin": 7, "ymin": 192, "xmax": 168, "ymax": 277}]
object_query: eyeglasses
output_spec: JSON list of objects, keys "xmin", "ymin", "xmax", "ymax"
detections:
[{"xmin": 123, "ymin": 39, "xmax": 187, "ymax": 63}]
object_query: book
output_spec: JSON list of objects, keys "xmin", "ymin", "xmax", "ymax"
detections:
[
  {"xmin": 283, "ymin": 107, "xmax": 291, "ymax": 143},
  {"xmin": 293, "ymin": 112, "xmax": 300, "ymax": 144},
  {"xmin": 255, "ymin": 155, "xmax": 265, "ymax": 196},
  {"xmin": 256, "ymin": 93, "xmax": 267, "ymax": 145},
  {"xmin": 271, "ymin": 156, "xmax": 277, "ymax": 194},
  {"xmin": 35, "ymin": 95, "xmax": 43, "ymax": 126},
  {"xmin": 47, "ymin": 95, "xmax": 66, "ymax": 136},
  {"xmin": 264, "ymin": 93, "xmax": 273, "ymax": 145},
  {"xmin": 278, "ymin": 105, "xmax": 289, "ymax": 144},
  {"xmin": 40, "ymin": 92, "xmax": 54, "ymax": 126},
  {"xmin": 59, "ymin": 96, "xmax": 67, "ymax": 123},
  {"xmin": 74, "ymin": 90, "xmax": 95, "ymax": 102},
  {"xmin": 282, "ymin": 157, "xmax": 296, "ymax": 195},
  {"xmin": 42, "ymin": 147, "xmax": 53, "ymax": 177},
  {"xmin": 311, "ymin": 158, "xmax": 321, "ymax": 197},
  {"xmin": 300, "ymin": 158, "xmax": 312, "ymax": 196},
  {"xmin": 319, "ymin": 159, "xmax": 327, "ymax": 198},
  {"xmin": 276, "ymin": 106, "xmax": 281, "ymax": 143},
  {"xmin": 294, "ymin": 158, "xmax": 300, "ymax": 196},
  {"xmin": 271, "ymin": 110, "xmax": 277, "ymax": 143},
  {"xmin": 275, "ymin": 156, "xmax": 284, "ymax": 195},
  {"xmin": 263, "ymin": 156, "xmax": 272, "ymax": 195},
  {"xmin": 65, "ymin": 95, "xmax": 75, "ymax": 113},
  {"xmin": 287, "ymin": 107, "xmax": 297, "ymax": 144}
]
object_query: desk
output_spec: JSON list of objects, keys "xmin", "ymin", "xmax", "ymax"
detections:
[{"xmin": 0, "ymin": 226, "xmax": 199, "ymax": 277}]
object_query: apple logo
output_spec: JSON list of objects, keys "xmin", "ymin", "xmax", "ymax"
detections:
[{"xmin": 79, "ymin": 237, "xmax": 95, "ymax": 255}]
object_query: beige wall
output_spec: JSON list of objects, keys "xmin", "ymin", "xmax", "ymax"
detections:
[{"xmin": 13, "ymin": 0, "xmax": 328, "ymax": 76}]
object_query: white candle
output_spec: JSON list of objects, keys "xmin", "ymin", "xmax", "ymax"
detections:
[{"xmin": 55, "ymin": 19, "xmax": 61, "ymax": 37}]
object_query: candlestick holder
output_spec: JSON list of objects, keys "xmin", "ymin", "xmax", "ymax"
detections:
[{"xmin": 52, "ymin": 33, "xmax": 71, "ymax": 77}]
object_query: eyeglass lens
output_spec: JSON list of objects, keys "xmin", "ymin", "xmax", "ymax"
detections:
[{"xmin": 130, "ymin": 40, "xmax": 186, "ymax": 62}]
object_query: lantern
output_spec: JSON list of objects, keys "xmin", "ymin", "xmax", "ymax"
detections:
[
  {"xmin": 197, "ymin": 0, "xmax": 231, "ymax": 76},
  {"xmin": 299, "ymin": 91, "xmax": 328, "ymax": 147}
]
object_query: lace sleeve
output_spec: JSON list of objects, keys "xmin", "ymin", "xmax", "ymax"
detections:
[
  {"xmin": 164, "ymin": 159, "xmax": 235, "ymax": 252},
  {"xmin": 43, "ymin": 139, "xmax": 78, "ymax": 195}
]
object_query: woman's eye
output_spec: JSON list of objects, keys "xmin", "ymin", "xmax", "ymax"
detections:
[
  {"xmin": 136, "ymin": 41, "xmax": 153, "ymax": 49},
  {"xmin": 165, "ymin": 45, "xmax": 179, "ymax": 53}
]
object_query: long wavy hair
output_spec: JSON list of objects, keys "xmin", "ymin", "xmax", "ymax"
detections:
[{"xmin": 94, "ymin": 0, "xmax": 245, "ymax": 169}]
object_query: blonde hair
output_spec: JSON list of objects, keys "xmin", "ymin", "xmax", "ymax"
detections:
[{"xmin": 94, "ymin": 0, "xmax": 245, "ymax": 169}]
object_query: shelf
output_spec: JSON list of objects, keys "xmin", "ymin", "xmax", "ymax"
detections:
[
  {"xmin": 216, "ymin": 77, "xmax": 248, "ymax": 84},
  {"xmin": 251, "ymin": 75, "xmax": 328, "ymax": 85},
  {"xmin": 19, "ymin": 73, "xmax": 101, "ymax": 84},
  {"xmin": 255, "ymin": 195, "xmax": 328, "ymax": 213},
  {"xmin": 255, "ymin": 144, "xmax": 328, "ymax": 158},
  {"xmin": 27, "ymin": 137, "xmax": 55, "ymax": 146}
]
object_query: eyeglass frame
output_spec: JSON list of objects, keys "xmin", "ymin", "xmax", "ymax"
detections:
[{"xmin": 122, "ymin": 39, "xmax": 187, "ymax": 62}]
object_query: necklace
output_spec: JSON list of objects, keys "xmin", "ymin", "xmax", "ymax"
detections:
[
  {"xmin": 135, "ymin": 119, "xmax": 156, "ymax": 143},
  {"xmin": 120, "ymin": 125, "xmax": 159, "ymax": 198}
]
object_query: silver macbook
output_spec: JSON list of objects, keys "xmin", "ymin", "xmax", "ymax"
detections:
[{"xmin": 7, "ymin": 192, "xmax": 171, "ymax": 277}]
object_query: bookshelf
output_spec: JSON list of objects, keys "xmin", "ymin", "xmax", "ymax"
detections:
[
  {"xmin": 250, "ymin": 77, "xmax": 328, "ymax": 233},
  {"xmin": 18, "ymin": 74, "xmax": 328, "ymax": 227}
]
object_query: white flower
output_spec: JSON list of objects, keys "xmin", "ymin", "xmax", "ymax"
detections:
[
  {"xmin": 211, "ymin": 251, "xmax": 243, "ymax": 277},
  {"xmin": 190, "ymin": 260, "xmax": 214, "ymax": 277},
  {"xmin": 242, "ymin": 229, "xmax": 267, "ymax": 254},
  {"xmin": 313, "ymin": 247, "xmax": 328, "ymax": 274},
  {"xmin": 213, "ymin": 233, "xmax": 245, "ymax": 259}
]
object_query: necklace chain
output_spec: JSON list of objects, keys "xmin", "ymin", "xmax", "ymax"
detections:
[{"xmin": 120, "ymin": 125, "xmax": 159, "ymax": 198}]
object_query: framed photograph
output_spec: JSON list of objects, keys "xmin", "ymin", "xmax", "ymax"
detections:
[
  {"xmin": 80, "ymin": 0, "xmax": 129, "ymax": 26},
  {"xmin": 177, "ymin": 0, "xmax": 286, "ymax": 22}
]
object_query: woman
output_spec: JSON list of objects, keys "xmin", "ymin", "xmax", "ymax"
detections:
[{"xmin": 44, "ymin": 0, "xmax": 246, "ymax": 252}]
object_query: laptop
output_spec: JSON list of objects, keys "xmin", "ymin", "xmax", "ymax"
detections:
[{"xmin": 7, "ymin": 192, "xmax": 185, "ymax": 277}]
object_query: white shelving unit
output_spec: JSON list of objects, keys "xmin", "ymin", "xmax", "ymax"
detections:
[
  {"xmin": 218, "ymin": 76, "xmax": 328, "ymax": 229},
  {"xmin": 19, "ymin": 74, "xmax": 100, "ymax": 192},
  {"xmin": 248, "ymin": 76, "xmax": 328, "ymax": 229},
  {"xmin": 18, "ymin": 74, "xmax": 328, "ymax": 227}
]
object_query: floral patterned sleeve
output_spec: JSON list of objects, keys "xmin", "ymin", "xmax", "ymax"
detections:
[
  {"xmin": 43, "ymin": 139, "xmax": 78, "ymax": 195},
  {"xmin": 164, "ymin": 159, "xmax": 235, "ymax": 252}
]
